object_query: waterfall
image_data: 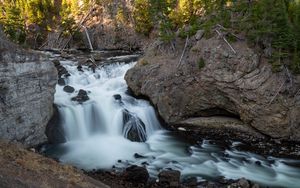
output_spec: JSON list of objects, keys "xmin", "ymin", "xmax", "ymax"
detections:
[{"xmin": 45, "ymin": 56, "xmax": 300, "ymax": 188}]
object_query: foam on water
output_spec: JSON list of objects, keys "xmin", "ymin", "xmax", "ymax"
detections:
[{"xmin": 46, "ymin": 58, "xmax": 300, "ymax": 187}]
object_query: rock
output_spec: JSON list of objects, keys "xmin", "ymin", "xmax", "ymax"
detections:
[
  {"xmin": 182, "ymin": 177, "xmax": 197, "ymax": 187},
  {"xmin": 77, "ymin": 65, "xmax": 83, "ymax": 72},
  {"xmin": 125, "ymin": 36, "xmax": 300, "ymax": 142},
  {"xmin": 45, "ymin": 105, "xmax": 66, "ymax": 144},
  {"xmin": 113, "ymin": 94, "xmax": 122, "ymax": 100},
  {"xmin": 58, "ymin": 78, "xmax": 66, "ymax": 86},
  {"xmin": 122, "ymin": 110, "xmax": 147, "ymax": 142},
  {"xmin": 195, "ymin": 30, "xmax": 205, "ymax": 40},
  {"xmin": 229, "ymin": 178, "xmax": 250, "ymax": 188},
  {"xmin": 134, "ymin": 153, "xmax": 146, "ymax": 158},
  {"xmin": 52, "ymin": 59, "xmax": 60, "ymax": 66},
  {"xmin": 71, "ymin": 89, "xmax": 89, "ymax": 103},
  {"xmin": 123, "ymin": 165, "xmax": 149, "ymax": 184},
  {"xmin": 0, "ymin": 33, "xmax": 57, "ymax": 147},
  {"xmin": 63, "ymin": 85, "xmax": 75, "ymax": 93},
  {"xmin": 158, "ymin": 170, "xmax": 181, "ymax": 187},
  {"xmin": 237, "ymin": 178, "xmax": 250, "ymax": 188}
]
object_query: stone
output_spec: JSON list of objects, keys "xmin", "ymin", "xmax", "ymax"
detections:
[
  {"xmin": 58, "ymin": 78, "xmax": 66, "ymax": 86},
  {"xmin": 77, "ymin": 65, "xmax": 83, "ymax": 72},
  {"xmin": 71, "ymin": 89, "xmax": 89, "ymax": 103},
  {"xmin": 45, "ymin": 105, "xmax": 66, "ymax": 144},
  {"xmin": 158, "ymin": 170, "xmax": 181, "ymax": 187},
  {"xmin": 52, "ymin": 59, "xmax": 60, "ymax": 66},
  {"xmin": 0, "ymin": 34, "xmax": 57, "ymax": 147},
  {"xmin": 122, "ymin": 110, "xmax": 147, "ymax": 142},
  {"xmin": 195, "ymin": 30, "xmax": 205, "ymax": 40},
  {"xmin": 63, "ymin": 85, "xmax": 75, "ymax": 93},
  {"xmin": 123, "ymin": 165, "xmax": 149, "ymax": 184},
  {"xmin": 113, "ymin": 94, "xmax": 122, "ymax": 100},
  {"xmin": 237, "ymin": 178, "xmax": 250, "ymax": 188},
  {"xmin": 125, "ymin": 36, "xmax": 300, "ymax": 142},
  {"xmin": 134, "ymin": 153, "xmax": 146, "ymax": 158}
]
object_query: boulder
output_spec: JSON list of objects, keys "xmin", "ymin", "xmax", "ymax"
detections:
[
  {"xmin": 71, "ymin": 89, "xmax": 89, "ymax": 103},
  {"xmin": 122, "ymin": 109, "xmax": 147, "ymax": 142},
  {"xmin": 58, "ymin": 78, "xmax": 66, "ymax": 86},
  {"xmin": 125, "ymin": 35, "xmax": 300, "ymax": 141},
  {"xmin": 63, "ymin": 85, "xmax": 75, "ymax": 93},
  {"xmin": 45, "ymin": 105, "xmax": 66, "ymax": 144},
  {"xmin": 0, "ymin": 33, "xmax": 57, "ymax": 147},
  {"xmin": 123, "ymin": 165, "xmax": 149, "ymax": 184},
  {"xmin": 113, "ymin": 94, "xmax": 122, "ymax": 100},
  {"xmin": 158, "ymin": 170, "xmax": 181, "ymax": 187}
]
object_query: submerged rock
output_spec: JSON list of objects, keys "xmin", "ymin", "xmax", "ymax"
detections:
[
  {"xmin": 71, "ymin": 89, "xmax": 89, "ymax": 103},
  {"xmin": 122, "ymin": 109, "xmax": 146, "ymax": 142}
]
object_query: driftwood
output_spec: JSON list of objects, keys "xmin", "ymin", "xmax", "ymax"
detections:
[
  {"xmin": 177, "ymin": 35, "xmax": 189, "ymax": 69},
  {"xmin": 215, "ymin": 29, "xmax": 237, "ymax": 54}
]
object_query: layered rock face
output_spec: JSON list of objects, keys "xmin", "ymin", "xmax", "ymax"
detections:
[
  {"xmin": 0, "ymin": 34, "xmax": 57, "ymax": 147},
  {"xmin": 125, "ymin": 34, "xmax": 300, "ymax": 141}
]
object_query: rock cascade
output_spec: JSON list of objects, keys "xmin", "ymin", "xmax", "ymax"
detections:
[
  {"xmin": 125, "ymin": 33, "xmax": 300, "ymax": 141},
  {"xmin": 0, "ymin": 34, "xmax": 57, "ymax": 147}
]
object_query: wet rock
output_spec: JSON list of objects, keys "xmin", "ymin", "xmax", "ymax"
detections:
[
  {"xmin": 113, "ymin": 94, "xmax": 122, "ymax": 100},
  {"xmin": 58, "ymin": 78, "xmax": 66, "ymax": 86},
  {"xmin": 46, "ymin": 105, "xmax": 66, "ymax": 144},
  {"xmin": 123, "ymin": 165, "xmax": 149, "ymax": 184},
  {"xmin": 158, "ymin": 170, "xmax": 181, "ymax": 188},
  {"xmin": 52, "ymin": 59, "xmax": 60, "ymax": 66},
  {"xmin": 77, "ymin": 65, "xmax": 83, "ymax": 72},
  {"xmin": 182, "ymin": 177, "xmax": 197, "ymax": 187},
  {"xmin": 63, "ymin": 85, "xmax": 75, "ymax": 93},
  {"xmin": 71, "ymin": 89, "xmax": 89, "ymax": 103},
  {"xmin": 134, "ymin": 153, "xmax": 146, "ymax": 158},
  {"xmin": 229, "ymin": 178, "xmax": 250, "ymax": 188},
  {"xmin": 122, "ymin": 110, "xmax": 147, "ymax": 142}
]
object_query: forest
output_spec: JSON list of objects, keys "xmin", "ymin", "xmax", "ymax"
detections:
[{"xmin": 0, "ymin": 0, "xmax": 300, "ymax": 72}]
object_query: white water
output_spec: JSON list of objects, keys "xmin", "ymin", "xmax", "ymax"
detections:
[{"xmin": 47, "ymin": 58, "xmax": 300, "ymax": 187}]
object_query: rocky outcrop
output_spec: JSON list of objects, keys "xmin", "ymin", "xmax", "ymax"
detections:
[
  {"xmin": 0, "ymin": 140, "xmax": 109, "ymax": 188},
  {"xmin": 125, "ymin": 33, "xmax": 300, "ymax": 141},
  {"xmin": 0, "ymin": 33, "xmax": 57, "ymax": 147}
]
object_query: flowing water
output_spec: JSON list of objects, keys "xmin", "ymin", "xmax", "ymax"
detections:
[{"xmin": 45, "ymin": 56, "xmax": 300, "ymax": 187}]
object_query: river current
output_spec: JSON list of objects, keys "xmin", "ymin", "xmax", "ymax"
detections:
[{"xmin": 45, "ymin": 55, "xmax": 300, "ymax": 187}]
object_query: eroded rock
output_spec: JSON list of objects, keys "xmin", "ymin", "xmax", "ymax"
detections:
[{"xmin": 125, "ymin": 34, "xmax": 300, "ymax": 141}]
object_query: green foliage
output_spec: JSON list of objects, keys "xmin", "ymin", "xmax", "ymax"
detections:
[{"xmin": 133, "ymin": 0, "xmax": 153, "ymax": 35}]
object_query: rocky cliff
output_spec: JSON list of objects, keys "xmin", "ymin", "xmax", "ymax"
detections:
[
  {"xmin": 0, "ymin": 33, "xmax": 57, "ymax": 147},
  {"xmin": 125, "ymin": 32, "xmax": 300, "ymax": 141}
]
